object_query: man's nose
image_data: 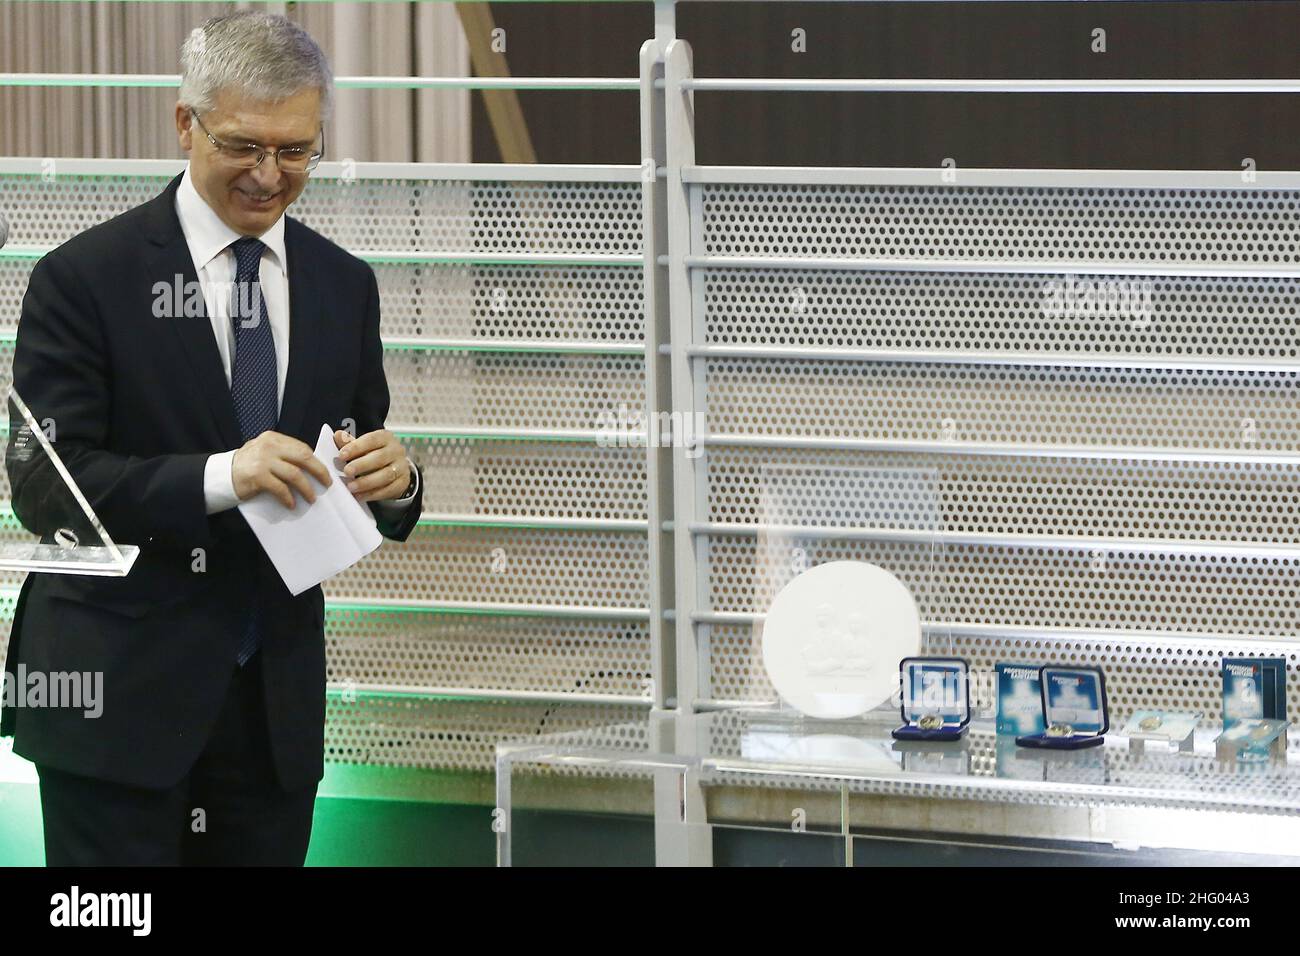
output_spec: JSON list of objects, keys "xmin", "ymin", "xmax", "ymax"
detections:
[{"xmin": 248, "ymin": 157, "xmax": 283, "ymax": 192}]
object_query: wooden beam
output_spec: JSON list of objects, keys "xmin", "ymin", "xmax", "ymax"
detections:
[{"xmin": 454, "ymin": 3, "xmax": 537, "ymax": 164}]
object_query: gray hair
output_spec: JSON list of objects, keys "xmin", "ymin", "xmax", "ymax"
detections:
[{"xmin": 179, "ymin": 12, "xmax": 334, "ymax": 120}]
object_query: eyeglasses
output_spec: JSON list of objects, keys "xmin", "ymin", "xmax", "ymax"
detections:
[{"xmin": 190, "ymin": 109, "xmax": 324, "ymax": 173}]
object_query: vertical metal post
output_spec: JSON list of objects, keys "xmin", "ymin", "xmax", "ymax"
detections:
[
  {"xmin": 841, "ymin": 785, "xmax": 853, "ymax": 867},
  {"xmin": 649, "ymin": 710, "xmax": 713, "ymax": 866},
  {"xmin": 663, "ymin": 37, "xmax": 705, "ymax": 714},
  {"xmin": 640, "ymin": 15, "xmax": 714, "ymax": 866},
  {"xmin": 494, "ymin": 749, "xmax": 514, "ymax": 867},
  {"xmin": 653, "ymin": 36, "xmax": 716, "ymax": 867},
  {"xmin": 640, "ymin": 26, "xmax": 674, "ymax": 717}
]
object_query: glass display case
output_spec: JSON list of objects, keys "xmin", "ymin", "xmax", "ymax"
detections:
[{"xmin": 497, "ymin": 705, "xmax": 1300, "ymax": 866}]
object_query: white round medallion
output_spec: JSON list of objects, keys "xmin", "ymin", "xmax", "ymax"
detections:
[{"xmin": 761, "ymin": 560, "xmax": 921, "ymax": 719}]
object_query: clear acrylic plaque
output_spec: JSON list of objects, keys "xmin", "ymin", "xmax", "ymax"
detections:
[
  {"xmin": 750, "ymin": 465, "xmax": 952, "ymax": 715},
  {"xmin": 1, "ymin": 389, "xmax": 138, "ymax": 575}
]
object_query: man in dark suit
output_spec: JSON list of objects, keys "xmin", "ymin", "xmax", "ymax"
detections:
[{"xmin": 0, "ymin": 12, "xmax": 421, "ymax": 865}]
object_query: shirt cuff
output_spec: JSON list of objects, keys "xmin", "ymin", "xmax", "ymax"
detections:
[
  {"xmin": 203, "ymin": 450, "xmax": 242, "ymax": 515},
  {"xmin": 375, "ymin": 462, "xmax": 419, "ymax": 513}
]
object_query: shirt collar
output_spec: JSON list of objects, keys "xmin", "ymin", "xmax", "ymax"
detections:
[{"xmin": 175, "ymin": 165, "xmax": 288, "ymax": 272}]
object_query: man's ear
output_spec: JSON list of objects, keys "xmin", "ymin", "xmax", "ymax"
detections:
[{"xmin": 175, "ymin": 103, "xmax": 193, "ymax": 154}]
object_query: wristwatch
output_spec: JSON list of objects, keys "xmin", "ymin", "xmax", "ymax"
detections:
[{"xmin": 393, "ymin": 462, "xmax": 418, "ymax": 501}]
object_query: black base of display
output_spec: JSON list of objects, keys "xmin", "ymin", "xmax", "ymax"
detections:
[{"xmin": 1015, "ymin": 732, "xmax": 1106, "ymax": 750}]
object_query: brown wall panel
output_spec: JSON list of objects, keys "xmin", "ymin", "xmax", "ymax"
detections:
[{"xmin": 476, "ymin": 1, "xmax": 1300, "ymax": 169}]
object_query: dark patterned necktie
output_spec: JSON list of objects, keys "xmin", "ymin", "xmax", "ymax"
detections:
[{"xmin": 229, "ymin": 237, "xmax": 277, "ymax": 666}]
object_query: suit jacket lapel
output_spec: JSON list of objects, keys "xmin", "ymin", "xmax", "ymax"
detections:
[
  {"xmin": 142, "ymin": 174, "xmax": 243, "ymax": 451},
  {"xmin": 277, "ymin": 217, "xmax": 321, "ymax": 442}
]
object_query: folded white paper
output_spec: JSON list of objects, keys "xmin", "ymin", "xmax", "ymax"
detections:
[{"xmin": 238, "ymin": 423, "xmax": 383, "ymax": 596}]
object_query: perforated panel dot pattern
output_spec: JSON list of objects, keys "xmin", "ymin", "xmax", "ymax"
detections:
[
  {"xmin": 0, "ymin": 169, "xmax": 651, "ymax": 774},
  {"xmin": 0, "ymin": 175, "xmax": 643, "ymax": 256},
  {"xmin": 705, "ymin": 358, "xmax": 1300, "ymax": 450},
  {"xmin": 326, "ymin": 526, "xmax": 649, "ymax": 608},
  {"xmin": 326, "ymin": 610, "xmax": 651, "ymax": 698},
  {"xmin": 325, "ymin": 697, "xmax": 648, "ymax": 771},
  {"xmin": 704, "ymin": 269, "xmax": 1300, "ymax": 361},
  {"xmin": 407, "ymin": 439, "xmax": 647, "ymax": 521},
  {"xmin": 3, "ymin": 260, "xmax": 644, "ymax": 344},
  {"xmin": 384, "ymin": 352, "xmax": 644, "ymax": 431},
  {"xmin": 701, "ymin": 184, "xmax": 1300, "ymax": 265},
  {"xmin": 708, "ymin": 447, "xmax": 1300, "ymax": 544},
  {"xmin": 696, "ymin": 179, "xmax": 1300, "ymax": 728}
]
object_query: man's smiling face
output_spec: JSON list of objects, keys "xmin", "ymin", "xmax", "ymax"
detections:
[{"xmin": 175, "ymin": 86, "xmax": 321, "ymax": 236}]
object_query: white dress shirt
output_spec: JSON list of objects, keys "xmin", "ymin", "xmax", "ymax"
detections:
[{"xmin": 174, "ymin": 165, "xmax": 415, "ymax": 516}]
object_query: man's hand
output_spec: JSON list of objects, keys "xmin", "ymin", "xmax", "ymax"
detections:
[
  {"xmin": 334, "ymin": 428, "xmax": 413, "ymax": 502},
  {"xmin": 232, "ymin": 431, "xmax": 332, "ymax": 509}
]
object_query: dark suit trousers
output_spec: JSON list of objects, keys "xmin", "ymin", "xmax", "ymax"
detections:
[{"xmin": 35, "ymin": 651, "xmax": 318, "ymax": 866}]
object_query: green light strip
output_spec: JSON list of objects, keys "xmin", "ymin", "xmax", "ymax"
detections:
[
  {"xmin": 413, "ymin": 519, "xmax": 643, "ymax": 531},
  {"xmin": 0, "ymin": 503, "xmax": 634, "ymax": 535},
  {"xmin": 1, "ymin": 1, "xmax": 648, "ymax": 5},
  {"xmin": 382, "ymin": 341, "xmax": 642, "ymax": 355},
  {"xmin": 0, "ymin": 509, "xmax": 646, "ymax": 534},
  {"xmin": 391, "ymin": 430, "xmax": 599, "ymax": 443},
  {"xmin": 325, "ymin": 602, "xmax": 549, "ymax": 617},
  {"xmin": 0, "ymin": 249, "xmax": 641, "ymax": 267},
  {"xmin": 0, "ymin": 77, "xmax": 638, "ymax": 91},
  {"xmin": 0, "ymin": 77, "xmax": 166, "ymax": 88},
  {"xmin": 0, "ymin": 333, "xmax": 644, "ymax": 357},
  {"xmin": 0, "ymin": 422, "xmax": 619, "ymax": 444},
  {"xmin": 0, "ymin": 588, "xmax": 640, "ymax": 621},
  {"xmin": 324, "ymin": 688, "xmax": 471, "ymax": 704},
  {"xmin": 364, "ymin": 256, "xmax": 641, "ymax": 266}
]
